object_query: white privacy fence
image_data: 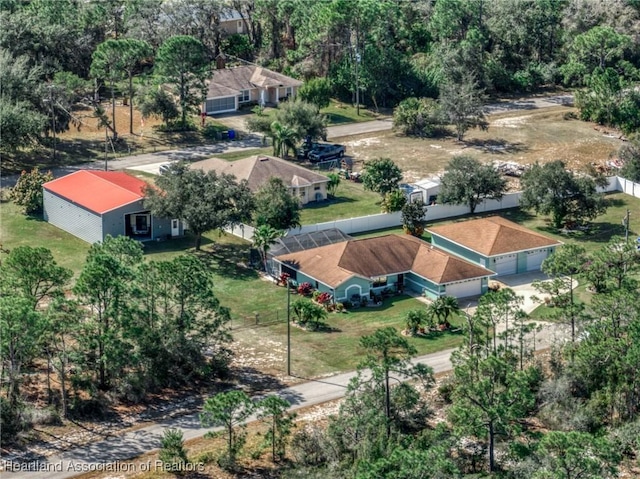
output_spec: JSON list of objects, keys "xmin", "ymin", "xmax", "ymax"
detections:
[
  {"xmin": 615, "ymin": 177, "xmax": 640, "ymax": 198},
  {"xmin": 227, "ymin": 176, "xmax": 626, "ymax": 241}
]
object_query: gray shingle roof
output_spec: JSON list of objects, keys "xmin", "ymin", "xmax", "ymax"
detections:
[{"xmin": 207, "ymin": 65, "xmax": 303, "ymax": 99}]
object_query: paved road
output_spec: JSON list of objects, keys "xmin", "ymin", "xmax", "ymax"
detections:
[
  {"xmin": 0, "ymin": 94, "xmax": 573, "ymax": 187},
  {"xmin": 3, "ymin": 284, "xmax": 565, "ymax": 479}
]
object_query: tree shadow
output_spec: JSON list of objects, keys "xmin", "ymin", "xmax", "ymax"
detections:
[
  {"xmin": 306, "ymin": 321, "xmax": 342, "ymax": 333},
  {"xmin": 464, "ymin": 138, "xmax": 528, "ymax": 155},
  {"xmin": 303, "ymin": 195, "xmax": 358, "ymax": 210},
  {"xmin": 575, "ymin": 221, "xmax": 632, "ymax": 243},
  {"xmin": 326, "ymin": 112, "xmax": 357, "ymax": 125},
  {"xmin": 197, "ymin": 243, "xmax": 258, "ymax": 281}
]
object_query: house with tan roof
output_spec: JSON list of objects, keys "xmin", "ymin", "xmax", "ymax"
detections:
[
  {"xmin": 273, "ymin": 234, "xmax": 495, "ymax": 301},
  {"xmin": 190, "ymin": 155, "xmax": 329, "ymax": 205},
  {"xmin": 204, "ymin": 63, "xmax": 303, "ymax": 114},
  {"xmin": 428, "ymin": 216, "xmax": 562, "ymax": 276},
  {"xmin": 43, "ymin": 170, "xmax": 182, "ymax": 244}
]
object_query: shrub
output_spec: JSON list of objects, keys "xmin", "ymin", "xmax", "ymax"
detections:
[
  {"xmin": 316, "ymin": 292, "xmax": 332, "ymax": 305},
  {"xmin": 297, "ymin": 282, "xmax": 313, "ymax": 296},
  {"xmin": 277, "ymin": 272, "xmax": 291, "ymax": 286},
  {"xmin": 10, "ymin": 168, "xmax": 53, "ymax": 215},
  {"xmin": 393, "ymin": 97, "xmax": 443, "ymax": 137},
  {"xmin": 335, "ymin": 302, "xmax": 344, "ymax": 312},
  {"xmin": 159, "ymin": 428, "xmax": 189, "ymax": 473},
  {"xmin": 381, "ymin": 189, "xmax": 407, "ymax": 213},
  {"xmin": 201, "ymin": 124, "xmax": 226, "ymax": 140},
  {"xmin": 312, "ymin": 290, "xmax": 322, "ymax": 301},
  {"xmin": 291, "ymin": 426, "xmax": 328, "ymax": 466},
  {"xmin": 342, "ymin": 300, "xmax": 353, "ymax": 309}
]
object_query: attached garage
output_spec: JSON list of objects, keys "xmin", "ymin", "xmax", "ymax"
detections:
[
  {"xmin": 526, "ymin": 249, "xmax": 549, "ymax": 271},
  {"xmin": 492, "ymin": 254, "xmax": 517, "ymax": 275},
  {"xmin": 444, "ymin": 278, "xmax": 483, "ymax": 299},
  {"xmin": 428, "ymin": 216, "xmax": 563, "ymax": 278}
]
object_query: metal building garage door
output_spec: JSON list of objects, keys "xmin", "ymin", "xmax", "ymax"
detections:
[
  {"xmin": 444, "ymin": 279, "xmax": 482, "ymax": 298},
  {"xmin": 492, "ymin": 254, "xmax": 517, "ymax": 275},
  {"xmin": 526, "ymin": 249, "xmax": 548, "ymax": 271}
]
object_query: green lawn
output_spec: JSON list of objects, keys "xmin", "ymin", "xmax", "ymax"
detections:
[
  {"xmin": 247, "ymin": 99, "xmax": 381, "ymax": 126},
  {"xmin": 0, "ymin": 198, "xmax": 91, "ymax": 275},
  {"xmin": 3, "ymin": 190, "xmax": 638, "ymax": 379},
  {"xmin": 233, "ymin": 294, "xmax": 465, "ymax": 378},
  {"xmin": 214, "ymin": 146, "xmax": 272, "ymax": 161},
  {"xmin": 300, "ymin": 181, "xmax": 382, "ymax": 224},
  {"xmin": 321, "ymin": 100, "xmax": 381, "ymax": 125}
]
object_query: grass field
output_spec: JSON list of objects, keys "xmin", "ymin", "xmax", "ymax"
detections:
[
  {"xmin": 300, "ymin": 180, "xmax": 382, "ymax": 224},
  {"xmin": 4, "ymin": 189, "xmax": 637, "ymax": 378}
]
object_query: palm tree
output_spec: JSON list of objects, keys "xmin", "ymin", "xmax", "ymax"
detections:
[
  {"xmin": 270, "ymin": 121, "xmax": 299, "ymax": 158},
  {"xmin": 405, "ymin": 309, "xmax": 428, "ymax": 336},
  {"xmin": 252, "ymin": 224, "xmax": 282, "ymax": 273},
  {"xmin": 427, "ymin": 295, "xmax": 460, "ymax": 327},
  {"xmin": 327, "ymin": 172, "xmax": 341, "ymax": 197}
]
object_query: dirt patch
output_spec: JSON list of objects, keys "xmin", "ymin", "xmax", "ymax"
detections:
[{"xmin": 344, "ymin": 107, "xmax": 622, "ymax": 183}]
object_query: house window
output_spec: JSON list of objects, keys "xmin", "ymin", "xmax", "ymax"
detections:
[
  {"xmin": 285, "ymin": 86, "xmax": 293, "ymax": 98},
  {"xmin": 300, "ymin": 191, "xmax": 305, "ymax": 197},
  {"xmin": 238, "ymin": 89, "xmax": 250, "ymax": 103},
  {"xmin": 207, "ymin": 96, "xmax": 236, "ymax": 113},
  {"xmin": 237, "ymin": 20, "xmax": 243, "ymax": 33},
  {"xmin": 372, "ymin": 276, "xmax": 387, "ymax": 287},
  {"xmin": 314, "ymin": 186, "xmax": 320, "ymax": 191},
  {"xmin": 134, "ymin": 215, "xmax": 149, "ymax": 234}
]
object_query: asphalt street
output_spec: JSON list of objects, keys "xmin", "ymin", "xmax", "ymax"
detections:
[
  {"xmin": 0, "ymin": 94, "xmax": 573, "ymax": 186},
  {"xmin": 2, "ymin": 275, "xmax": 566, "ymax": 479}
]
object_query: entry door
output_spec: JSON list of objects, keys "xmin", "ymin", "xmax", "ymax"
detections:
[{"xmin": 171, "ymin": 219, "xmax": 180, "ymax": 237}]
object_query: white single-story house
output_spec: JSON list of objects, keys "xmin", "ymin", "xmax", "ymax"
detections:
[
  {"xmin": 428, "ymin": 216, "xmax": 563, "ymax": 276},
  {"xmin": 190, "ymin": 155, "xmax": 329, "ymax": 205},
  {"xmin": 273, "ymin": 234, "xmax": 495, "ymax": 301},
  {"xmin": 42, "ymin": 170, "xmax": 182, "ymax": 244},
  {"xmin": 204, "ymin": 64, "xmax": 303, "ymax": 115}
]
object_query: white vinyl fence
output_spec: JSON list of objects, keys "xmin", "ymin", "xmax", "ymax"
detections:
[{"xmin": 228, "ymin": 176, "xmax": 625, "ymax": 241}]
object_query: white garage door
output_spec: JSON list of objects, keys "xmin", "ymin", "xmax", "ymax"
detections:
[
  {"xmin": 444, "ymin": 278, "xmax": 482, "ymax": 298},
  {"xmin": 492, "ymin": 254, "xmax": 517, "ymax": 275},
  {"xmin": 526, "ymin": 249, "xmax": 548, "ymax": 271}
]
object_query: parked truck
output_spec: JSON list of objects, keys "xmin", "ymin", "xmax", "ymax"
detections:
[
  {"xmin": 297, "ymin": 137, "xmax": 346, "ymax": 162},
  {"xmin": 307, "ymin": 143, "xmax": 346, "ymax": 162}
]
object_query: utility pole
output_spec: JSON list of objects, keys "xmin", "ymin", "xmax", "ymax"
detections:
[
  {"xmin": 286, "ymin": 280, "xmax": 291, "ymax": 376},
  {"xmin": 624, "ymin": 209, "xmax": 630, "ymax": 243},
  {"xmin": 104, "ymin": 126, "xmax": 108, "ymax": 171},
  {"xmin": 46, "ymin": 84, "xmax": 57, "ymax": 161},
  {"xmin": 355, "ymin": 49, "xmax": 360, "ymax": 116}
]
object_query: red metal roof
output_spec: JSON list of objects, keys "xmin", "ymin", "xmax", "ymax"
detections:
[{"xmin": 43, "ymin": 170, "xmax": 149, "ymax": 214}]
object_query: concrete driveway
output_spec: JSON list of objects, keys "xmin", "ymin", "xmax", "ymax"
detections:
[
  {"xmin": 458, "ymin": 271, "xmax": 552, "ymax": 316},
  {"xmin": 497, "ymin": 271, "xmax": 551, "ymax": 313}
]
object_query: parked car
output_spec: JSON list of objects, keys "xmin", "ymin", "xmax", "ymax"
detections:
[{"xmin": 307, "ymin": 143, "xmax": 346, "ymax": 163}]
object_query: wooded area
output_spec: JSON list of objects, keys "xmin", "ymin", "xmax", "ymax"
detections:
[{"xmin": 3, "ymin": 0, "xmax": 640, "ymax": 160}]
